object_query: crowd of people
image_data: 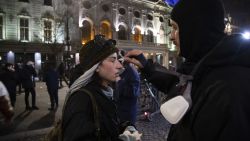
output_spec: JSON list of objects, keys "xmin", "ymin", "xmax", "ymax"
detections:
[{"xmin": 0, "ymin": 60, "xmax": 65, "ymax": 124}]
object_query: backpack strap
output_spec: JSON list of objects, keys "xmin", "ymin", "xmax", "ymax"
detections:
[{"xmin": 78, "ymin": 88, "xmax": 101, "ymax": 141}]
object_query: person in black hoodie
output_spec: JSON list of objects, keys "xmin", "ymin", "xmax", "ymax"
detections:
[
  {"xmin": 124, "ymin": 0, "xmax": 250, "ymax": 141},
  {"xmin": 20, "ymin": 61, "xmax": 39, "ymax": 110},
  {"xmin": 0, "ymin": 63, "xmax": 18, "ymax": 107},
  {"xmin": 44, "ymin": 62, "xmax": 59, "ymax": 110}
]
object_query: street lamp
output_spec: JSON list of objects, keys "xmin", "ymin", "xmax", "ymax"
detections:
[
  {"xmin": 64, "ymin": 7, "xmax": 72, "ymax": 78},
  {"xmin": 242, "ymin": 31, "xmax": 250, "ymax": 40}
]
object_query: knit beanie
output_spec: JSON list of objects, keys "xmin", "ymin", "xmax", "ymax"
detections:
[
  {"xmin": 171, "ymin": 0, "xmax": 226, "ymax": 62},
  {"xmin": 79, "ymin": 35, "xmax": 118, "ymax": 73}
]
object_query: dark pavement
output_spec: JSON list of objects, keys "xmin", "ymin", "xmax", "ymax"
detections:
[{"xmin": 0, "ymin": 82, "xmax": 171, "ymax": 141}]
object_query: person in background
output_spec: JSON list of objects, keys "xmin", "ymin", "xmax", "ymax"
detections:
[
  {"xmin": 115, "ymin": 50, "xmax": 140, "ymax": 125},
  {"xmin": 124, "ymin": 0, "xmax": 250, "ymax": 141},
  {"xmin": 62, "ymin": 35, "xmax": 141, "ymax": 141},
  {"xmin": 44, "ymin": 62, "xmax": 59, "ymax": 111},
  {"xmin": 0, "ymin": 63, "xmax": 18, "ymax": 107},
  {"xmin": 57, "ymin": 62, "xmax": 65, "ymax": 88},
  {"xmin": 0, "ymin": 81, "xmax": 14, "ymax": 124},
  {"xmin": 20, "ymin": 61, "xmax": 39, "ymax": 110},
  {"xmin": 15, "ymin": 63, "xmax": 23, "ymax": 94}
]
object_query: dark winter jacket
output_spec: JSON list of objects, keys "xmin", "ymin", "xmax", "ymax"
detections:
[
  {"xmin": 44, "ymin": 68, "xmax": 59, "ymax": 90},
  {"xmin": 20, "ymin": 65, "xmax": 37, "ymax": 89},
  {"xmin": 143, "ymin": 34, "xmax": 250, "ymax": 141},
  {"xmin": 0, "ymin": 69, "xmax": 18, "ymax": 95},
  {"xmin": 148, "ymin": 0, "xmax": 250, "ymax": 140},
  {"xmin": 116, "ymin": 63, "xmax": 140, "ymax": 125},
  {"xmin": 62, "ymin": 81, "xmax": 123, "ymax": 141}
]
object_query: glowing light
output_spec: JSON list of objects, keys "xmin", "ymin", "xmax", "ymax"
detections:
[
  {"xmin": 75, "ymin": 53, "xmax": 80, "ymax": 64},
  {"xmin": 7, "ymin": 51, "xmax": 15, "ymax": 64},
  {"xmin": 34, "ymin": 52, "xmax": 41, "ymax": 70},
  {"xmin": 82, "ymin": 40, "xmax": 85, "ymax": 45},
  {"xmin": 242, "ymin": 31, "xmax": 250, "ymax": 40}
]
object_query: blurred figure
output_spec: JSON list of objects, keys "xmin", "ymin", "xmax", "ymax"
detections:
[
  {"xmin": 115, "ymin": 50, "xmax": 140, "ymax": 125},
  {"xmin": 0, "ymin": 63, "xmax": 18, "ymax": 107},
  {"xmin": 44, "ymin": 62, "xmax": 59, "ymax": 110},
  {"xmin": 15, "ymin": 63, "xmax": 23, "ymax": 94},
  {"xmin": 57, "ymin": 62, "xmax": 65, "ymax": 88},
  {"xmin": 0, "ymin": 81, "xmax": 14, "ymax": 124},
  {"xmin": 20, "ymin": 61, "xmax": 39, "ymax": 110}
]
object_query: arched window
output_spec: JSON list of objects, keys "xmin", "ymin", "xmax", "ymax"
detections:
[
  {"xmin": 133, "ymin": 27, "xmax": 142, "ymax": 43},
  {"xmin": 147, "ymin": 30, "xmax": 154, "ymax": 42},
  {"xmin": 100, "ymin": 21, "xmax": 112, "ymax": 39},
  {"xmin": 81, "ymin": 20, "xmax": 92, "ymax": 45},
  {"xmin": 118, "ymin": 25, "xmax": 127, "ymax": 40}
]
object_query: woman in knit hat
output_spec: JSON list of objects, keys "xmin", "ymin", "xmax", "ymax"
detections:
[{"xmin": 61, "ymin": 35, "xmax": 140, "ymax": 141}]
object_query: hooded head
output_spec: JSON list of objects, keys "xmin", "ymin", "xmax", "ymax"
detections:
[{"xmin": 171, "ymin": 0, "xmax": 226, "ymax": 62}]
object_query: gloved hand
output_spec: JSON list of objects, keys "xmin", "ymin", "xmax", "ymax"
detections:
[{"xmin": 119, "ymin": 126, "xmax": 142, "ymax": 141}]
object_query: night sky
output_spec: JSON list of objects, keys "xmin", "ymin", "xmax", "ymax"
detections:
[
  {"xmin": 164, "ymin": 0, "xmax": 179, "ymax": 7},
  {"xmin": 163, "ymin": 0, "xmax": 250, "ymax": 29}
]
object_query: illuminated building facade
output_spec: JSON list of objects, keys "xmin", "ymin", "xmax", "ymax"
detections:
[
  {"xmin": 0, "ymin": 0, "xmax": 64, "ymax": 70},
  {"xmin": 0, "ymin": 0, "xmax": 178, "ymax": 70}
]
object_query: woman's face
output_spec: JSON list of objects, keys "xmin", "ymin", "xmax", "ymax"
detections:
[{"xmin": 96, "ymin": 53, "xmax": 123, "ymax": 87}]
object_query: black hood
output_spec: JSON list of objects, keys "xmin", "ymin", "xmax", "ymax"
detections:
[
  {"xmin": 171, "ymin": 0, "xmax": 226, "ymax": 63},
  {"xmin": 201, "ymin": 34, "xmax": 250, "ymax": 69}
]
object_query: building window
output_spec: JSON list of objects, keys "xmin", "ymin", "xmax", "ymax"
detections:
[
  {"xmin": 81, "ymin": 20, "xmax": 92, "ymax": 45},
  {"xmin": 20, "ymin": 18, "xmax": 29, "ymax": 41},
  {"xmin": 147, "ymin": 30, "xmax": 154, "ymax": 42},
  {"xmin": 102, "ymin": 4, "xmax": 109, "ymax": 12},
  {"xmin": 147, "ymin": 14, "xmax": 153, "ymax": 21},
  {"xmin": 44, "ymin": 20, "xmax": 52, "ymax": 42},
  {"xmin": 82, "ymin": 1, "xmax": 92, "ymax": 9},
  {"xmin": 100, "ymin": 21, "xmax": 112, "ymax": 39},
  {"xmin": 133, "ymin": 27, "xmax": 142, "ymax": 43},
  {"xmin": 0, "ymin": 15, "xmax": 3, "ymax": 39},
  {"xmin": 44, "ymin": 0, "xmax": 52, "ymax": 6},
  {"xmin": 19, "ymin": 0, "xmax": 29, "ymax": 2},
  {"xmin": 134, "ymin": 11, "xmax": 140, "ymax": 18},
  {"xmin": 159, "ymin": 16, "xmax": 164, "ymax": 22},
  {"xmin": 119, "ymin": 8, "xmax": 126, "ymax": 15},
  {"xmin": 118, "ymin": 25, "xmax": 127, "ymax": 40}
]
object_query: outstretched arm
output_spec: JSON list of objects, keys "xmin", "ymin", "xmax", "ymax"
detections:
[{"xmin": 125, "ymin": 50, "xmax": 179, "ymax": 93}]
